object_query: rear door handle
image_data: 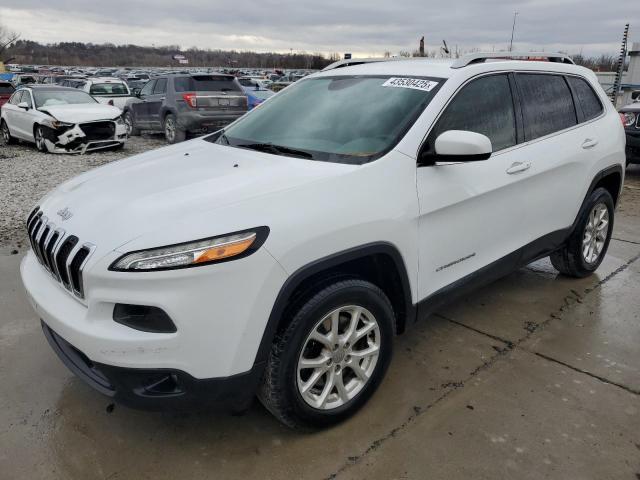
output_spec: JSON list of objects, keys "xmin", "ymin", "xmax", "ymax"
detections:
[
  {"xmin": 506, "ymin": 161, "xmax": 531, "ymax": 174},
  {"xmin": 582, "ymin": 138, "xmax": 598, "ymax": 149}
]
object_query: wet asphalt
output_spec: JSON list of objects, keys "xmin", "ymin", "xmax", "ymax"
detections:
[{"xmin": 0, "ymin": 165, "xmax": 639, "ymax": 480}]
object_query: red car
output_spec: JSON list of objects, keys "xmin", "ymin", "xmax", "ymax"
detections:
[{"xmin": 0, "ymin": 81, "xmax": 15, "ymax": 107}]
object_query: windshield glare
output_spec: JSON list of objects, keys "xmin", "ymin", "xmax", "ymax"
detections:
[
  {"xmin": 34, "ymin": 90, "xmax": 97, "ymax": 108},
  {"xmin": 211, "ymin": 75, "xmax": 443, "ymax": 163}
]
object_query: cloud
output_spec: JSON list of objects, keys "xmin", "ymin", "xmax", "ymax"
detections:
[{"xmin": 1, "ymin": 0, "xmax": 637, "ymax": 56}]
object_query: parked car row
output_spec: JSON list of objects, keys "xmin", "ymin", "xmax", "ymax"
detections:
[{"xmin": 619, "ymin": 90, "xmax": 640, "ymax": 166}]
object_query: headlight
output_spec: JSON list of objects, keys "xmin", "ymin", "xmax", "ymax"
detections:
[
  {"xmin": 109, "ymin": 227, "xmax": 269, "ymax": 271},
  {"xmin": 116, "ymin": 116, "xmax": 125, "ymax": 125},
  {"xmin": 620, "ymin": 112, "xmax": 637, "ymax": 127},
  {"xmin": 41, "ymin": 118, "xmax": 74, "ymax": 129}
]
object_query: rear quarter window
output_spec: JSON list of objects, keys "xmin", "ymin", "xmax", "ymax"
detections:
[
  {"xmin": 516, "ymin": 73, "xmax": 577, "ymax": 141},
  {"xmin": 567, "ymin": 76, "xmax": 603, "ymax": 122}
]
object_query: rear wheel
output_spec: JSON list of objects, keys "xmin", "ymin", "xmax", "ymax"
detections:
[
  {"xmin": 34, "ymin": 125, "xmax": 48, "ymax": 153},
  {"xmin": 550, "ymin": 187, "xmax": 614, "ymax": 277},
  {"xmin": 258, "ymin": 279, "xmax": 394, "ymax": 429},
  {"xmin": 0, "ymin": 120, "xmax": 14, "ymax": 145},
  {"xmin": 164, "ymin": 114, "xmax": 185, "ymax": 144}
]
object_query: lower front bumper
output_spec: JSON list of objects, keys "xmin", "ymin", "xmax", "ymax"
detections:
[{"xmin": 42, "ymin": 321, "xmax": 264, "ymax": 412}]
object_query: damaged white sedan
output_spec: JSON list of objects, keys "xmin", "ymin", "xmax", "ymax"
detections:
[{"xmin": 0, "ymin": 86, "xmax": 127, "ymax": 153}]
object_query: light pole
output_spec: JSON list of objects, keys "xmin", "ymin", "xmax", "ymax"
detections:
[{"xmin": 509, "ymin": 12, "xmax": 519, "ymax": 52}]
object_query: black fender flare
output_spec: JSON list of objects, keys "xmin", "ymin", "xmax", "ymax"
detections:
[{"xmin": 251, "ymin": 242, "xmax": 415, "ymax": 369}]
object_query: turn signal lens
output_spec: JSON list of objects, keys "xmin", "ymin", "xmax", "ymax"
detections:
[
  {"xmin": 110, "ymin": 229, "xmax": 265, "ymax": 271},
  {"xmin": 194, "ymin": 236, "xmax": 256, "ymax": 263}
]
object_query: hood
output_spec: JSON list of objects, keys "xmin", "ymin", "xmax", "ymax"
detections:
[
  {"xmin": 38, "ymin": 103, "xmax": 121, "ymax": 123},
  {"xmin": 37, "ymin": 138, "xmax": 355, "ymax": 251}
]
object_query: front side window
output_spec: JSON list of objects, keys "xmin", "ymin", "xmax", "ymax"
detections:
[
  {"xmin": 153, "ymin": 78, "xmax": 167, "ymax": 95},
  {"xmin": 427, "ymin": 74, "xmax": 517, "ymax": 153},
  {"xmin": 22, "ymin": 91, "xmax": 33, "ymax": 108},
  {"xmin": 139, "ymin": 80, "xmax": 156, "ymax": 97},
  {"xmin": 516, "ymin": 73, "xmax": 577, "ymax": 141},
  {"xmin": 210, "ymin": 75, "xmax": 444, "ymax": 164},
  {"xmin": 567, "ymin": 76, "xmax": 603, "ymax": 122}
]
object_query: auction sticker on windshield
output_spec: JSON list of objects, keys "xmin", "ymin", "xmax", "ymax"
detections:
[{"xmin": 382, "ymin": 77, "xmax": 439, "ymax": 92}]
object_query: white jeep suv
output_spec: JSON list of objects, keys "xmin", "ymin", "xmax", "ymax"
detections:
[{"xmin": 21, "ymin": 53, "xmax": 625, "ymax": 429}]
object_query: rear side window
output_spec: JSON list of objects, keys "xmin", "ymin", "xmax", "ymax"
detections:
[
  {"xmin": 516, "ymin": 74, "xmax": 577, "ymax": 141},
  {"xmin": 153, "ymin": 78, "xmax": 167, "ymax": 95},
  {"xmin": 566, "ymin": 76, "xmax": 603, "ymax": 122},
  {"xmin": 428, "ymin": 74, "xmax": 517, "ymax": 152},
  {"xmin": 174, "ymin": 75, "xmax": 242, "ymax": 93}
]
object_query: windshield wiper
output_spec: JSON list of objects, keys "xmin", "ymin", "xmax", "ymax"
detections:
[{"xmin": 237, "ymin": 142, "xmax": 313, "ymax": 159}]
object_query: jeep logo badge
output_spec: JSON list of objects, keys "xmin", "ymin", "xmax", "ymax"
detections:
[{"xmin": 57, "ymin": 207, "xmax": 73, "ymax": 221}]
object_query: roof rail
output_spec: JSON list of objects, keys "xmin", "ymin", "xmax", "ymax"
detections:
[{"xmin": 451, "ymin": 52, "xmax": 575, "ymax": 69}]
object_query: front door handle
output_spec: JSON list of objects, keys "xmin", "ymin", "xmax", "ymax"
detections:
[
  {"xmin": 582, "ymin": 138, "xmax": 598, "ymax": 149},
  {"xmin": 506, "ymin": 161, "xmax": 531, "ymax": 174}
]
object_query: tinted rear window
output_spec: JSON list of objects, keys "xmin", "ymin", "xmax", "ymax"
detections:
[
  {"xmin": 0, "ymin": 84, "xmax": 14, "ymax": 94},
  {"xmin": 89, "ymin": 83, "xmax": 129, "ymax": 95},
  {"xmin": 516, "ymin": 74, "xmax": 577, "ymax": 141},
  {"xmin": 567, "ymin": 76, "xmax": 603, "ymax": 122},
  {"xmin": 174, "ymin": 75, "xmax": 241, "ymax": 92}
]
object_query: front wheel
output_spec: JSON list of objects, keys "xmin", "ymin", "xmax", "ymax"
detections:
[
  {"xmin": 258, "ymin": 278, "xmax": 394, "ymax": 429},
  {"xmin": 123, "ymin": 111, "xmax": 139, "ymax": 136},
  {"xmin": 550, "ymin": 187, "xmax": 614, "ymax": 277},
  {"xmin": 164, "ymin": 114, "xmax": 186, "ymax": 144},
  {"xmin": 34, "ymin": 125, "xmax": 48, "ymax": 153}
]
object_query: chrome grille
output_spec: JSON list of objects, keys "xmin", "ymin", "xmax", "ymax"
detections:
[{"xmin": 26, "ymin": 207, "xmax": 95, "ymax": 300}]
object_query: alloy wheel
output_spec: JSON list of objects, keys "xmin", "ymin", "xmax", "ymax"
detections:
[
  {"xmin": 35, "ymin": 127, "xmax": 46, "ymax": 151},
  {"xmin": 165, "ymin": 117, "xmax": 175, "ymax": 142},
  {"xmin": 582, "ymin": 203, "xmax": 609, "ymax": 264},
  {"xmin": 296, "ymin": 305, "xmax": 381, "ymax": 410},
  {"xmin": 1, "ymin": 123, "xmax": 9, "ymax": 144},
  {"xmin": 124, "ymin": 113, "xmax": 133, "ymax": 136}
]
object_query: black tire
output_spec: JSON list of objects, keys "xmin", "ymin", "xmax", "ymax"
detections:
[
  {"xmin": 550, "ymin": 187, "xmax": 614, "ymax": 278},
  {"xmin": 164, "ymin": 113, "xmax": 186, "ymax": 144},
  {"xmin": 34, "ymin": 125, "xmax": 48, "ymax": 153},
  {"xmin": 123, "ymin": 111, "xmax": 140, "ymax": 136},
  {"xmin": 258, "ymin": 278, "xmax": 395, "ymax": 429},
  {"xmin": 1, "ymin": 120, "xmax": 15, "ymax": 145}
]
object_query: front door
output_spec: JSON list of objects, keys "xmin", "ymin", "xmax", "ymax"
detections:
[{"xmin": 416, "ymin": 73, "xmax": 530, "ymax": 301}]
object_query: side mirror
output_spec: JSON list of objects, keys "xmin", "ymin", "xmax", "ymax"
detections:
[
  {"xmin": 133, "ymin": 88, "xmax": 141, "ymax": 97},
  {"xmin": 421, "ymin": 130, "xmax": 492, "ymax": 165},
  {"xmin": 17, "ymin": 102, "xmax": 30, "ymax": 110}
]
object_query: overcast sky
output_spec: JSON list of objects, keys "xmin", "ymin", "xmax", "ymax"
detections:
[{"xmin": 0, "ymin": 1, "xmax": 637, "ymax": 57}]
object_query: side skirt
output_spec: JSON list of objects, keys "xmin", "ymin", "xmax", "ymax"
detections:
[{"xmin": 415, "ymin": 228, "xmax": 571, "ymax": 323}]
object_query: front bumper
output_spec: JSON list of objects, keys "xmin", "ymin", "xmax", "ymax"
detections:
[
  {"xmin": 42, "ymin": 321, "xmax": 262, "ymax": 411},
  {"xmin": 42, "ymin": 120, "xmax": 127, "ymax": 154}
]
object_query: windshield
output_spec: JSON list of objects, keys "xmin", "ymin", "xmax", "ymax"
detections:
[
  {"xmin": 89, "ymin": 83, "xmax": 129, "ymax": 95},
  {"xmin": 34, "ymin": 90, "xmax": 97, "ymax": 108},
  {"xmin": 209, "ymin": 75, "xmax": 443, "ymax": 164}
]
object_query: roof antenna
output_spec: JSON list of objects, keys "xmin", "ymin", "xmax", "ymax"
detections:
[{"xmin": 441, "ymin": 40, "xmax": 450, "ymax": 57}]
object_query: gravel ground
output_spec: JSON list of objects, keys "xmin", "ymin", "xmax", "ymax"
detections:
[{"xmin": 0, "ymin": 134, "xmax": 166, "ymax": 251}]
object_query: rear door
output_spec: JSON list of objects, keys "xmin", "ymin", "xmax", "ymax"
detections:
[
  {"xmin": 2, "ymin": 91, "xmax": 23, "ymax": 138},
  {"xmin": 146, "ymin": 77, "xmax": 167, "ymax": 129},
  {"xmin": 416, "ymin": 73, "xmax": 528, "ymax": 298},
  {"xmin": 510, "ymin": 73, "xmax": 598, "ymax": 245}
]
